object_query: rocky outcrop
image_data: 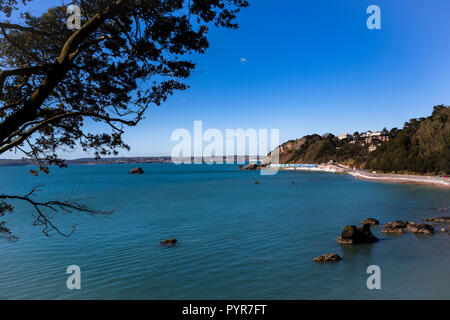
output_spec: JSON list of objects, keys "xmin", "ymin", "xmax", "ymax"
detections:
[
  {"xmin": 129, "ymin": 167, "xmax": 144, "ymax": 174},
  {"xmin": 382, "ymin": 221, "xmax": 435, "ymax": 235},
  {"xmin": 337, "ymin": 224, "xmax": 378, "ymax": 245},
  {"xmin": 242, "ymin": 163, "xmax": 259, "ymax": 171},
  {"xmin": 160, "ymin": 239, "xmax": 177, "ymax": 247},
  {"xmin": 381, "ymin": 221, "xmax": 408, "ymax": 234},
  {"xmin": 405, "ymin": 222, "xmax": 434, "ymax": 235},
  {"xmin": 362, "ymin": 218, "xmax": 379, "ymax": 226},
  {"xmin": 423, "ymin": 217, "xmax": 450, "ymax": 224},
  {"xmin": 313, "ymin": 253, "xmax": 342, "ymax": 263},
  {"xmin": 260, "ymin": 138, "xmax": 307, "ymax": 165}
]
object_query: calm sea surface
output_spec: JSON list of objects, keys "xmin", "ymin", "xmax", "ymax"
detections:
[{"xmin": 0, "ymin": 164, "xmax": 449, "ymax": 299}]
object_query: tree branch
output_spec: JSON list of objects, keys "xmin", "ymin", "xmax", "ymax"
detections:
[
  {"xmin": 1, "ymin": 28, "xmax": 43, "ymax": 63},
  {"xmin": 71, "ymin": 35, "xmax": 112, "ymax": 59},
  {"xmin": 0, "ymin": 110, "xmax": 141, "ymax": 154},
  {"xmin": 0, "ymin": 185, "xmax": 113, "ymax": 237},
  {"xmin": 0, "ymin": 0, "xmax": 129, "ymax": 145},
  {"xmin": 0, "ymin": 64, "xmax": 54, "ymax": 99},
  {"xmin": 0, "ymin": 22, "xmax": 52, "ymax": 36}
]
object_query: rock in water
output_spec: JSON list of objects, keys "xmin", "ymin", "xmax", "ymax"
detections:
[
  {"xmin": 254, "ymin": 181, "xmax": 260, "ymax": 184},
  {"xmin": 337, "ymin": 224, "xmax": 378, "ymax": 245},
  {"xmin": 362, "ymin": 218, "xmax": 380, "ymax": 226},
  {"xmin": 242, "ymin": 163, "xmax": 259, "ymax": 171},
  {"xmin": 313, "ymin": 253, "xmax": 342, "ymax": 263},
  {"xmin": 405, "ymin": 222, "xmax": 434, "ymax": 235},
  {"xmin": 129, "ymin": 167, "xmax": 144, "ymax": 174},
  {"xmin": 423, "ymin": 217, "xmax": 450, "ymax": 224},
  {"xmin": 160, "ymin": 239, "xmax": 177, "ymax": 247},
  {"xmin": 381, "ymin": 221, "xmax": 409, "ymax": 234}
]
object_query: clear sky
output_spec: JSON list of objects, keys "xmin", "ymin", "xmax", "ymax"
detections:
[{"xmin": 4, "ymin": 0, "xmax": 450, "ymax": 158}]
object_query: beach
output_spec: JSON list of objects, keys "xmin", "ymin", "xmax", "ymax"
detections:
[
  {"xmin": 348, "ymin": 170, "xmax": 450, "ymax": 188},
  {"xmin": 265, "ymin": 164, "xmax": 450, "ymax": 188}
]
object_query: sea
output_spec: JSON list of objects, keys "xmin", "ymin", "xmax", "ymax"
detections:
[{"xmin": 0, "ymin": 163, "xmax": 449, "ymax": 299}]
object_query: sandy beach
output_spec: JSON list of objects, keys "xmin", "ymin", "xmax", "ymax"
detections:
[
  {"xmin": 348, "ymin": 170, "xmax": 450, "ymax": 188},
  {"xmin": 265, "ymin": 164, "xmax": 450, "ymax": 188}
]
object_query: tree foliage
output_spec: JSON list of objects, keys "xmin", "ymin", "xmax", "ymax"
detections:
[
  {"xmin": 0, "ymin": 0, "xmax": 248, "ymax": 239},
  {"xmin": 366, "ymin": 105, "xmax": 450, "ymax": 174}
]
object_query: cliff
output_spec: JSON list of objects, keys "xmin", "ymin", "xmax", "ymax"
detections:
[{"xmin": 263, "ymin": 105, "xmax": 449, "ymax": 175}]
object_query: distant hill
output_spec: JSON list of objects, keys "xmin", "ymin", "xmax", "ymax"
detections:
[
  {"xmin": 263, "ymin": 105, "xmax": 449, "ymax": 175},
  {"xmin": 0, "ymin": 159, "xmax": 32, "ymax": 166},
  {"xmin": 0, "ymin": 156, "xmax": 263, "ymax": 167},
  {"xmin": 0, "ymin": 157, "xmax": 172, "ymax": 167}
]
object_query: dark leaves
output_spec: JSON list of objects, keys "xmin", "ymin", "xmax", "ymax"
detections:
[
  {"xmin": 0, "ymin": 221, "xmax": 18, "ymax": 242},
  {"xmin": 0, "ymin": 1, "xmax": 248, "ymax": 167},
  {"xmin": 0, "ymin": 0, "xmax": 248, "ymax": 239}
]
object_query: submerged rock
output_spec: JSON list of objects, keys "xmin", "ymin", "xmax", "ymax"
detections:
[
  {"xmin": 159, "ymin": 239, "xmax": 178, "ymax": 247},
  {"xmin": 129, "ymin": 167, "xmax": 144, "ymax": 174},
  {"xmin": 362, "ymin": 218, "xmax": 379, "ymax": 226},
  {"xmin": 254, "ymin": 181, "xmax": 260, "ymax": 184},
  {"xmin": 381, "ymin": 221, "xmax": 408, "ymax": 234},
  {"xmin": 337, "ymin": 224, "xmax": 378, "ymax": 245},
  {"xmin": 313, "ymin": 253, "xmax": 341, "ymax": 263},
  {"xmin": 423, "ymin": 217, "xmax": 450, "ymax": 224}
]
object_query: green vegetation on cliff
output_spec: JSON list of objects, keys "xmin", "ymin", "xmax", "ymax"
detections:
[
  {"xmin": 269, "ymin": 105, "xmax": 449, "ymax": 175},
  {"xmin": 366, "ymin": 105, "xmax": 449, "ymax": 175},
  {"xmin": 276, "ymin": 134, "xmax": 367, "ymax": 165}
]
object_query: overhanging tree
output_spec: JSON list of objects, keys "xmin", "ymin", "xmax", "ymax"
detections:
[{"xmin": 0, "ymin": 0, "xmax": 248, "ymax": 240}]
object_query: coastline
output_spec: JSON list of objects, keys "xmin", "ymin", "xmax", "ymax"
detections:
[
  {"xmin": 348, "ymin": 170, "xmax": 450, "ymax": 188},
  {"xmin": 2, "ymin": 158, "xmax": 449, "ymax": 188},
  {"xmin": 265, "ymin": 164, "xmax": 450, "ymax": 188}
]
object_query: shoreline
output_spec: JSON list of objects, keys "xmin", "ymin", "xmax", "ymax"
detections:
[
  {"xmin": 348, "ymin": 170, "xmax": 450, "ymax": 188},
  {"xmin": 2, "ymin": 160, "xmax": 449, "ymax": 188},
  {"xmin": 267, "ymin": 164, "xmax": 450, "ymax": 189}
]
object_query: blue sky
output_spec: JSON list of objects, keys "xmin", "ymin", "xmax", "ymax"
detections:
[{"xmin": 4, "ymin": 0, "xmax": 450, "ymax": 158}]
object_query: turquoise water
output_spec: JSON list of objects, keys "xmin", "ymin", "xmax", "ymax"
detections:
[{"xmin": 0, "ymin": 164, "xmax": 449, "ymax": 299}]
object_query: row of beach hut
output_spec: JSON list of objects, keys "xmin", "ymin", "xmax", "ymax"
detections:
[{"xmin": 268, "ymin": 164, "xmax": 319, "ymax": 168}]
